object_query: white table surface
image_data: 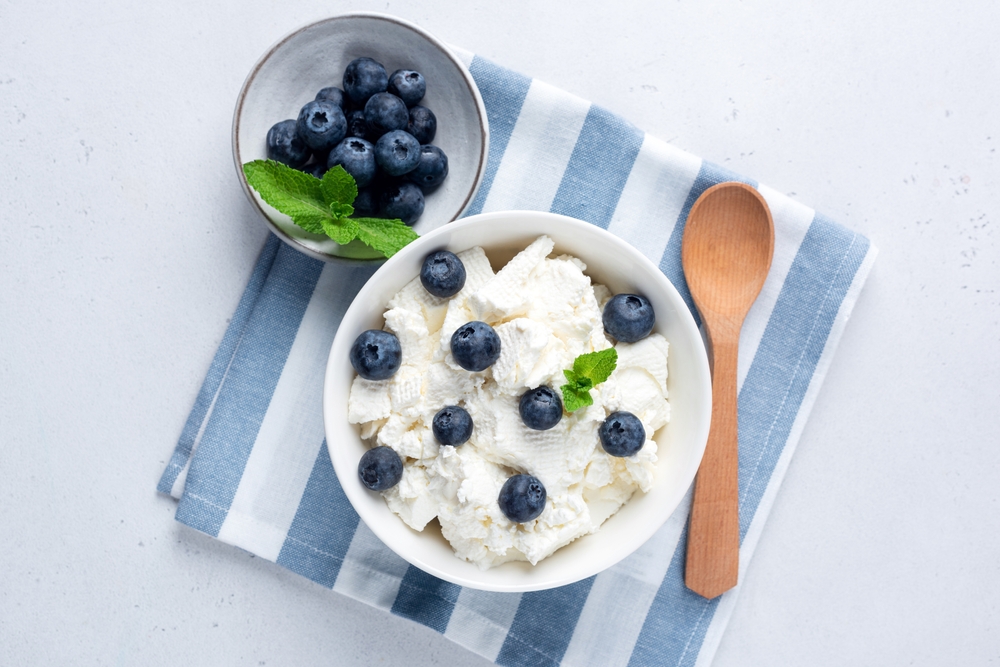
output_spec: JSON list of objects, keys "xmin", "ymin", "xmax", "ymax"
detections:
[{"xmin": 3, "ymin": 1, "xmax": 998, "ymax": 664}]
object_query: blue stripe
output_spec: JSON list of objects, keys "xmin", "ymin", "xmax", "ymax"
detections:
[
  {"xmin": 157, "ymin": 234, "xmax": 281, "ymax": 494},
  {"xmin": 275, "ymin": 441, "xmax": 359, "ymax": 588},
  {"xmin": 627, "ymin": 213, "xmax": 870, "ymax": 667},
  {"xmin": 657, "ymin": 162, "xmax": 756, "ymax": 326},
  {"xmin": 390, "ymin": 567, "xmax": 462, "ymax": 632},
  {"xmin": 174, "ymin": 243, "xmax": 324, "ymax": 536},
  {"xmin": 496, "ymin": 577, "xmax": 595, "ymax": 667},
  {"xmin": 462, "ymin": 56, "xmax": 532, "ymax": 217},
  {"xmin": 549, "ymin": 105, "xmax": 644, "ymax": 228}
]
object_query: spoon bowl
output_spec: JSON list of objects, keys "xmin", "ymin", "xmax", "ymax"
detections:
[
  {"xmin": 681, "ymin": 182, "xmax": 774, "ymax": 599},
  {"xmin": 683, "ymin": 183, "xmax": 774, "ymax": 325}
]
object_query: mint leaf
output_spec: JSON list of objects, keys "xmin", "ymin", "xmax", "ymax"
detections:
[
  {"xmin": 561, "ymin": 384, "xmax": 593, "ymax": 412},
  {"xmin": 559, "ymin": 348, "xmax": 618, "ymax": 413},
  {"xmin": 573, "ymin": 348, "xmax": 618, "ymax": 385},
  {"xmin": 242, "ymin": 159, "xmax": 420, "ymax": 258},
  {"xmin": 321, "ymin": 165, "xmax": 358, "ymax": 209},
  {"xmin": 354, "ymin": 217, "xmax": 419, "ymax": 258},
  {"xmin": 321, "ymin": 217, "xmax": 359, "ymax": 246},
  {"xmin": 243, "ymin": 160, "xmax": 332, "ymax": 234}
]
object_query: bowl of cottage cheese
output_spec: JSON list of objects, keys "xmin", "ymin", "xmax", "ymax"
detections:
[{"xmin": 324, "ymin": 210, "xmax": 711, "ymax": 592}]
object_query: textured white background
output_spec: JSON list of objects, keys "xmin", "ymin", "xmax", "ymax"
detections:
[{"xmin": 2, "ymin": 0, "xmax": 999, "ymax": 665}]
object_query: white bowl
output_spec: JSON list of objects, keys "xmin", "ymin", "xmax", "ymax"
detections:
[
  {"xmin": 323, "ymin": 211, "xmax": 712, "ymax": 592},
  {"xmin": 233, "ymin": 13, "xmax": 489, "ymax": 262}
]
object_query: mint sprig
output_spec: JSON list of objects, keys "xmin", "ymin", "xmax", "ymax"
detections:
[
  {"xmin": 242, "ymin": 160, "xmax": 418, "ymax": 258},
  {"xmin": 560, "ymin": 348, "xmax": 618, "ymax": 412}
]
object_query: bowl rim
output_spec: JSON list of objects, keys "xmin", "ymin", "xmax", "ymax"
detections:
[
  {"xmin": 232, "ymin": 12, "xmax": 490, "ymax": 264},
  {"xmin": 323, "ymin": 210, "xmax": 713, "ymax": 592}
]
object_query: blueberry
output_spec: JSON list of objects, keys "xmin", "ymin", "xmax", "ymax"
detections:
[
  {"xmin": 349, "ymin": 329, "xmax": 402, "ymax": 380},
  {"xmin": 266, "ymin": 119, "xmax": 310, "ymax": 168},
  {"xmin": 363, "ymin": 92, "xmax": 409, "ymax": 137},
  {"xmin": 299, "ymin": 161, "xmax": 327, "ymax": 179},
  {"xmin": 296, "ymin": 100, "xmax": 347, "ymax": 152},
  {"xmin": 387, "ymin": 69, "xmax": 426, "ymax": 107},
  {"xmin": 328, "ymin": 137, "xmax": 377, "ymax": 187},
  {"xmin": 358, "ymin": 446, "xmax": 403, "ymax": 491},
  {"xmin": 599, "ymin": 411, "xmax": 646, "ymax": 457},
  {"xmin": 380, "ymin": 181, "xmax": 425, "ymax": 225},
  {"xmin": 602, "ymin": 294, "xmax": 655, "ymax": 343},
  {"xmin": 407, "ymin": 105, "xmax": 437, "ymax": 144},
  {"xmin": 343, "ymin": 57, "xmax": 388, "ymax": 104},
  {"xmin": 315, "ymin": 86, "xmax": 346, "ymax": 109},
  {"xmin": 352, "ymin": 187, "xmax": 378, "ymax": 217},
  {"xmin": 518, "ymin": 386, "xmax": 563, "ymax": 430},
  {"xmin": 432, "ymin": 406, "xmax": 474, "ymax": 446},
  {"xmin": 346, "ymin": 109, "xmax": 370, "ymax": 140},
  {"xmin": 420, "ymin": 250, "xmax": 466, "ymax": 297},
  {"xmin": 407, "ymin": 145, "xmax": 449, "ymax": 190},
  {"xmin": 374, "ymin": 130, "xmax": 421, "ymax": 176},
  {"xmin": 498, "ymin": 474, "xmax": 546, "ymax": 523},
  {"xmin": 450, "ymin": 321, "xmax": 501, "ymax": 372}
]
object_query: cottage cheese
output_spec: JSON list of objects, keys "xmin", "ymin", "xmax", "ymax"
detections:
[{"xmin": 348, "ymin": 236, "xmax": 670, "ymax": 569}]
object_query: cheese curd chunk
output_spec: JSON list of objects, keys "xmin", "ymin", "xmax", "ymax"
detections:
[{"xmin": 348, "ymin": 236, "xmax": 671, "ymax": 569}]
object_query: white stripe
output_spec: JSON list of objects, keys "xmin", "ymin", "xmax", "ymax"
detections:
[
  {"xmin": 606, "ymin": 135, "xmax": 702, "ymax": 264},
  {"xmin": 444, "ymin": 588, "xmax": 524, "ymax": 661},
  {"xmin": 169, "ymin": 461, "xmax": 190, "ymax": 499},
  {"xmin": 333, "ymin": 521, "xmax": 411, "ymax": 610},
  {"xmin": 694, "ymin": 244, "xmax": 878, "ymax": 667},
  {"xmin": 480, "ymin": 79, "xmax": 590, "ymax": 213},
  {"xmin": 216, "ymin": 265, "xmax": 345, "ymax": 560},
  {"xmin": 561, "ymin": 487, "xmax": 694, "ymax": 667},
  {"xmin": 738, "ymin": 186, "xmax": 815, "ymax": 390}
]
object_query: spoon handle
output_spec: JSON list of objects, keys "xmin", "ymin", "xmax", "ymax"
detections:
[{"xmin": 685, "ymin": 332, "xmax": 740, "ymax": 599}]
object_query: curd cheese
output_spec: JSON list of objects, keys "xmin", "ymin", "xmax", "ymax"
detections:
[{"xmin": 347, "ymin": 236, "xmax": 671, "ymax": 569}]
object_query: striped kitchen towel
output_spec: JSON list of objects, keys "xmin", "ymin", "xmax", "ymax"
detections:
[{"xmin": 158, "ymin": 47, "xmax": 876, "ymax": 667}]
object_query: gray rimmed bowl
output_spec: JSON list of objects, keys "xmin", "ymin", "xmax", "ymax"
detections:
[{"xmin": 233, "ymin": 13, "xmax": 489, "ymax": 263}]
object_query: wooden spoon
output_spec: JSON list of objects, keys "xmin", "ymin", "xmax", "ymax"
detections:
[{"xmin": 682, "ymin": 182, "xmax": 774, "ymax": 599}]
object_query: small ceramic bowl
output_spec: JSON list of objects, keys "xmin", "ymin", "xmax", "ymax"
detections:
[
  {"xmin": 323, "ymin": 211, "xmax": 712, "ymax": 592},
  {"xmin": 233, "ymin": 13, "xmax": 489, "ymax": 262}
]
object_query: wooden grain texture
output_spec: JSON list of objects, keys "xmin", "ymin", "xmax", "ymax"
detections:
[{"xmin": 681, "ymin": 182, "xmax": 774, "ymax": 599}]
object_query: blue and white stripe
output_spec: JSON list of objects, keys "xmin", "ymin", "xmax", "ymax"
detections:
[{"xmin": 159, "ymin": 49, "xmax": 876, "ymax": 667}]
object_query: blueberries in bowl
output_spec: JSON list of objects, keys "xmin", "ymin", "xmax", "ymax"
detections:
[
  {"xmin": 388, "ymin": 69, "xmax": 426, "ymax": 107},
  {"xmin": 266, "ymin": 119, "xmax": 310, "ymax": 168},
  {"xmin": 408, "ymin": 145, "xmax": 449, "ymax": 190},
  {"xmin": 432, "ymin": 406, "xmax": 474, "ymax": 446},
  {"xmin": 358, "ymin": 446, "xmax": 403, "ymax": 491},
  {"xmin": 602, "ymin": 294, "xmax": 655, "ymax": 343},
  {"xmin": 420, "ymin": 250, "xmax": 466, "ymax": 297},
  {"xmin": 328, "ymin": 137, "xmax": 377, "ymax": 187},
  {"xmin": 598, "ymin": 411, "xmax": 646, "ymax": 457},
  {"xmin": 374, "ymin": 130, "xmax": 421, "ymax": 176},
  {"xmin": 296, "ymin": 99, "xmax": 347, "ymax": 152},
  {"xmin": 343, "ymin": 57, "xmax": 388, "ymax": 104},
  {"xmin": 519, "ymin": 386, "xmax": 563, "ymax": 430},
  {"xmin": 261, "ymin": 57, "xmax": 450, "ymax": 228},
  {"xmin": 349, "ymin": 329, "xmax": 402, "ymax": 380},
  {"xmin": 380, "ymin": 181, "xmax": 425, "ymax": 225},
  {"xmin": 498, "ymin": 474, "xmax": 547, "ymax": 523},
  {"xmin": 407, "ymin": 105, "xmax": 437, "ymax": 144},
  {"xmin": 450, "ymin": 321, "xmax": 501, "ymax": 372}
]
